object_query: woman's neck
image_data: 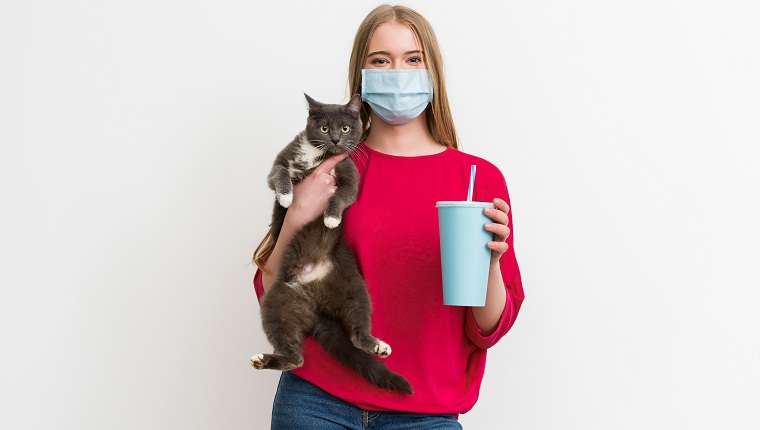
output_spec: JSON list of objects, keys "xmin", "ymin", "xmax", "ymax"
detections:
[{"xmin": 363, "ymin": 111, "xmax": 446, "ymax": 156}]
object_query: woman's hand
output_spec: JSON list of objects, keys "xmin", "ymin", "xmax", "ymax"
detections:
[
  {"xmin": 471, "ymin": 198, "xmax": 511, "ymax": 333},
  {"xmin": 284, "ymin": 153, "xmax": 348, "ymax": 228},
  {"xmin": 484, "ymin": 198, "xmax": 511, "ymax": 265}
]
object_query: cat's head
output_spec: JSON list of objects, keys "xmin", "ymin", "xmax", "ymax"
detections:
[{"xmin": 304, "ymin": 94, "xmax": 363, "ymax": 156}]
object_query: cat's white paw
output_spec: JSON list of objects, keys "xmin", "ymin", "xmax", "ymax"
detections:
[
  {"xmin": 250, "ymin": 354, "xmax": 265, "ymax": 369},
  {"xmin": 278, "ymin": 193, "xmax": 293, "ymax": 208},
  {"xmin": 324, "ymin": 216, "xmax": 341, "ymax": 228},
  {"xmin": 374, "ymin": 341, "xmax": 392, "ymax": 358}
]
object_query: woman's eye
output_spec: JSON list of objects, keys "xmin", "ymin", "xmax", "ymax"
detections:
[
  {"xmin": 409, "ymin": 56, "xmax": 422, "ymax": 64},
  {"xmin": 371, "ymin": 58, "xmax": 389, "ymax": 65},
  {"xmin": 320, "ymin": 125, "xmax": 329, "ymax": 133},
  {"xmin": 341, "ymin": 125, "xmax": 350, "ymax": 133}
]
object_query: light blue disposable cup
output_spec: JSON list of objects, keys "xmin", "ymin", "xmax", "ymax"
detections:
[{"xmin": 436, "ymin": 201, "xmax": 494, "ymax": 306}]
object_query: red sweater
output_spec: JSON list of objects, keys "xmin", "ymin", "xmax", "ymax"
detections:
[{"xmin": 254, "ymin": 143, "xmax": 524, "ymax": 414}]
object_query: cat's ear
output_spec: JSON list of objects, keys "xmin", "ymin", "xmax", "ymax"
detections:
[
  {"xmin": 304, "ymin": 93, "xmax": 320, "ymax": 112},
  {"xmin": 347, "ymin": 94, "xmax": 362, "ymax": 115}
]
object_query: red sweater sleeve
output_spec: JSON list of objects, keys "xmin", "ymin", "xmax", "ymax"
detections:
[
  {"xmin": 253, "ymin": 267, "xmax": 265, "ymax": 302},
  {"xmin": 463, "ymin": 165, "xmax": 525, "ymax": 349}
]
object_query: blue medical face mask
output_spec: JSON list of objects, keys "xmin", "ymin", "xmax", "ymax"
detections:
[{"xmin": 361, "ymin": 69, "xmax": 433, "ymax": 125}]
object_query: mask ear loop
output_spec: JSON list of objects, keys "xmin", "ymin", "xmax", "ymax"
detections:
[
  {"xmin": 427, "ymin": 69, "xmax": 435, "ymax": 103},
  {"xmin": 361, "ymin": 101, "xmax": 372, "ymax": 140}
]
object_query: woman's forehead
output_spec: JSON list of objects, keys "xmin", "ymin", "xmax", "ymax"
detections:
[{"xmin": 368, "ymin": 21, "xmax": 421, "ymax": 54}]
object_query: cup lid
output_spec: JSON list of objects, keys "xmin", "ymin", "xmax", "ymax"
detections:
[{"xmin": 435, "ymin": 201, "xmax": 494, "ymax": 207}]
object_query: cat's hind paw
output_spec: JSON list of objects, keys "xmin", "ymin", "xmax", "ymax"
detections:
[
  {"xmin": 277, "ymin": 193, "xmax": 293, "ymax": 208},
  {"xmin": 250, "ymin": 353, "xmax": 267, "ymax": 369},
  {"xmin": 373, "ymin": 341, "xmax": 392, "ymax": 358},
  {"xmin": 324, "ymin": 216, "xmax": 341, "ymax": 228}
]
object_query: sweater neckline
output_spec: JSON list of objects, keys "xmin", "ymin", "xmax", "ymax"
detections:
[{"xmin": 358, "ymin": 142, "xmax": 452, "ymax": 160}]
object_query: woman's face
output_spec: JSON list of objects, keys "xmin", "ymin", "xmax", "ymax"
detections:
[{"xmin": 364, "ymin": 21, "xmax": 426, "ymax": 70}]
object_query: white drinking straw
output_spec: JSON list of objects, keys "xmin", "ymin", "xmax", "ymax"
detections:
[{"xmin": 467, "ymin": 164, "xmax": 476, "ymax": 201}]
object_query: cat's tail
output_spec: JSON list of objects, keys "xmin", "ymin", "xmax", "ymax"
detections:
[{"xmin": 312, "ymin": 318, "xmax": 414, "ymax": 395}]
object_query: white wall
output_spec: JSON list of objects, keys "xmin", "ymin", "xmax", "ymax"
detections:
[{"xmin": 1, "ymin": 1, "xmax": 758, "ymax": 428}]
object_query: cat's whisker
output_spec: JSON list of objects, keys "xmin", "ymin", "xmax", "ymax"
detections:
[
  {"xmin": 351, "ymin": 144, "xmax": 370, "ymax": 170},
  {"xmin": 311, "ymin": 143, "xmax": 329, "ymax": 152},
  {"xmin": 309, "ymin": 142, "xmax": 325, "ymax": 147}
]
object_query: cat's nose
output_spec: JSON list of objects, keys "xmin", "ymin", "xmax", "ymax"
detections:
[{"xmin": 331, "ymin": 137, "xmax": 340, "ymax": 144}]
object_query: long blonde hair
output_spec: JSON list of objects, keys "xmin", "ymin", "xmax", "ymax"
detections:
[
  {"xmin": 253, "ymin": 4, "xmax": 459, "ymax": 270},
  {"xmin": 348, "ymin": 4, "xmax": 460, "ymax": 149}
]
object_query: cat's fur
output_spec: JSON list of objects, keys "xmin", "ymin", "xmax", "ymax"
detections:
[{"xmin": 250, "ymin": 94, "xmax": 413, "ymax": 395}]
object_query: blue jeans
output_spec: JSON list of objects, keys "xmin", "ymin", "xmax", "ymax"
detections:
[{"xmin": 271, "ymin": 371, "xmax": 463, "ymax": 430}]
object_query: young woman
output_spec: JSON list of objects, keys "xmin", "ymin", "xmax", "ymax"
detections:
[{"xmin": 253, "ymin": 4, "xmax": 524, "ymax": 429}]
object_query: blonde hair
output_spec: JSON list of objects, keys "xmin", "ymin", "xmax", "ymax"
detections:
[
  {"xmin": 253, "ymin": 4, "xmax": 458, "ymax": 270},
  {"xmin": 348, "ymin": 4, "xmax": 460, "ymax": 149}
]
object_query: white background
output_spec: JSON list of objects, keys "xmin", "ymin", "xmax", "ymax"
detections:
[{"xmin": 1, "ymin": 1, "xmax": 758, "ymax": 428}]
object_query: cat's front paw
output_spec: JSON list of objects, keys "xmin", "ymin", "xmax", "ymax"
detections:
[
  {"xmin": 324, "ymin": 216, "xmax": 341, "ymax": 228},
  {"xmin": 373, "ymin": 341, "xmax": 392, "ymax": 358},
  {"xmin": 250, "ymin": 353, "xmax": 268, "ymax": 369},
  {"xmin": 277, "ymin": 192, "xmax": 293, "ymax": 208}
]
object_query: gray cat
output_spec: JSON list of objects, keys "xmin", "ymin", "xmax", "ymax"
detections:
[{"xmin": 250, "ymin": 94, "xmax": 413, "ymax": 394}]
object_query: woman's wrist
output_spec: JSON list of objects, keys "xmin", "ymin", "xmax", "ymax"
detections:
[{"xmin": 283, "ymin": 206, "xmax": 310, "ymax": 230}]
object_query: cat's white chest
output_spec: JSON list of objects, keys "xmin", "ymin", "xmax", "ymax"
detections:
[{"xmin": 289, "ymin": 136, "xmax": 322, "ymax": 175}]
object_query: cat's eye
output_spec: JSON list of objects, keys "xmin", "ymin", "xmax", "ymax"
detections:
[
  {"xmin": 320, "ymin": 125, "xmax": 329, "ymax": 133},
  {"xmin": 341, "ymin": 125, "xmax": 351, "ymax": 133}
]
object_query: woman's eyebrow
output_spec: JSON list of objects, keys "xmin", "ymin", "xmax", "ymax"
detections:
[{"xmin": 367, "ymin": 50, "xmax": 425, "ymax": 57}]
